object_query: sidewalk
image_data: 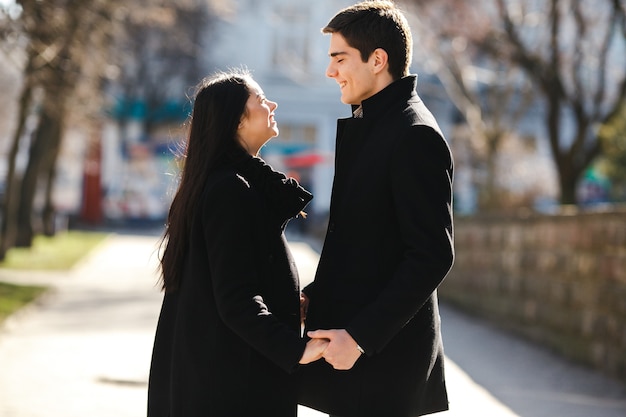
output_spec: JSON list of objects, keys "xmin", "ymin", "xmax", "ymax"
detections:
[
  {"xmin": 291, "ymin": 238, "xmax": 626, "ymax": 417},
  {"xmin": 0, "ymin": 232, "xmax": 624, "ymax": 417},
  {"xmin": 0, "ymin": 232, "xmax": 163, "ymax": 417}
]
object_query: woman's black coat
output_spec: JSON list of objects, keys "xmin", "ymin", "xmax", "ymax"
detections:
[
  {"xmin": 148, "ymin": 156, "xmax": 312, "ymax": 417},
  {"xmin": 298, "ymin": 76, "xmax": 454, "ymax": 417}
]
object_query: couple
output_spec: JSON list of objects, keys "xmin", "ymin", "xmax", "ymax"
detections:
[{"xmin": 147, "ymin": 1, "xmax": 454, "ymax": 417}]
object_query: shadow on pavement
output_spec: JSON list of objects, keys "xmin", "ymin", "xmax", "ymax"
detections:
[{"xmin": 441, "ymin": 303, "xmax": 626, "ymax": 417}]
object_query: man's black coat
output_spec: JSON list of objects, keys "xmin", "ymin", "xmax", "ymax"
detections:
[{"xmin": 299, "ymin": 76, "xmax": 454, "ymax": 417}]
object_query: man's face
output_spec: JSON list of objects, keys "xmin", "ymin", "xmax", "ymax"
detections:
[{"xmin": 325, "ymin": 33, "xmax": 377, "ymax": 105}]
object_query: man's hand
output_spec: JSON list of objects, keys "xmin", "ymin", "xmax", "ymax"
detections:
[
  {"xmin": 299, "ymin": 337, "xmax": 329, "ymax": 364},
  {"xmin": 307, "ymin": 329, "xmax": 363, "ymax": 370}
]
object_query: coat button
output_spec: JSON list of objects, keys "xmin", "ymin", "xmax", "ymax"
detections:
[{"xmin": 328, "ymin": 222, "xmax": 335, "ymax": 232}]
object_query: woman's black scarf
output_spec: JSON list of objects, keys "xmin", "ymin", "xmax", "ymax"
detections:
[{"xmin": 231, "ymin": 148, "xmax": 313, "ymax": 229}]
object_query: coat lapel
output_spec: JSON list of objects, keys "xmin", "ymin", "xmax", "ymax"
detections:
[{"xmin": 332, "ymin": 117, "xmax": 369, "ymax": 208}]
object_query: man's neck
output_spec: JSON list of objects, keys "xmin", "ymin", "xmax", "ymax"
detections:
[
  {"xmin": 356, "ymin": 74, "xmax": 395, "ymax": 107},
  {"xmin": 371, "ymin": 72, "xmax": 395, "ymax": 99}
]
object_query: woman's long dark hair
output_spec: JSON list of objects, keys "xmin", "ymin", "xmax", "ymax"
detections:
[{"xmin": 159, "ymin": 69, "xmax": 252, "ymax": 292}]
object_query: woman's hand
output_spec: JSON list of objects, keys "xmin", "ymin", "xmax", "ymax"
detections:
[{"xmin": 298, "ymin": 337, "xmax": 329, "ymax": 364}]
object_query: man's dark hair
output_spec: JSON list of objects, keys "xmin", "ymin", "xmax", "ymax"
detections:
[{"xmin": 322, "ymin": 1, "xmax": 412, "ymax": 80}]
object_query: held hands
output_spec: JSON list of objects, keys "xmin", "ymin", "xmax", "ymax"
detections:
[
  {"xmin": 307, "ymin": 329, "xmax": 363, "ymax": 370},
  {"xmin": 299, "ymin": 337, "xmax": 329, "ymax": 364},
  {"xmin": 299, "ymin": 293, "xmax": 362, "ymax": 369}
]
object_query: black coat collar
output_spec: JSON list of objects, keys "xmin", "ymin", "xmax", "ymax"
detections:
[{"xmin": 349, "ymin": 75, "xmax": 417, "ymax": 120}]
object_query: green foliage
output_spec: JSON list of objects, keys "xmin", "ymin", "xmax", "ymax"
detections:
[
  {"xmin": 0, "ymin": 282, "xmax": 47, "ymax": 323},
  {"xmin": 598, "ymin": 102, "xmax": 626, "ymax": 201},
  {"xmin": 0, "ymin": 230, "xmax": 108, "ymax": 270}
]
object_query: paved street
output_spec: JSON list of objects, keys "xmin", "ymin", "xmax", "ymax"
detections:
[{"xmin": 0, "ymin": 232, "xmax": 625, "ymax": 416}]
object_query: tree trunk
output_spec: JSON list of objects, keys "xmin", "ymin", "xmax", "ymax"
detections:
[
  {"xmin": 41, "ymin": 102, "xmax": 67, "ymax": 236},
  {"xmin": 15, "ymin": 107, "xmax": 61, "ymax": 247},
  {"xmin": 478, "ymin": 132, "xmax": 503, "ymax": 212},
  {"xmin": 0, "ymin": 60, "xmax": 35, "ymax": 259},
  {"xmin": 14, "ymin": 0, "xmax": 79, "ymax": 246},
  {"xmin": 42, "ymin": 148, "xmax": 62, "ymax": 236},
  {"xmin": 558, "ymin": 170, "xmax": 579, "ymax": 205}
]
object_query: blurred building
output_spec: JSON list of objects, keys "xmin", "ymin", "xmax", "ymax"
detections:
[
  {"xmin": 205, "ymin": 0, "xmax": 354, "ymax": 216},
  {"xmin": 94, "ymin": 0, "xmax": 585, "ymax": 223},
  {"xmin": 204, "ymin": 0, "xmax": 563, "ymax": 217},
  {"xmin": 98, "ymin": 0, "xmax": 356, "ymax": 224},
  {"xmin": 2, "ymin": 1, "xmax": 621, "ymax": 228},
  {"xmin": 100, "ymin": 0, "xmax": 454, "ymax": 225}
]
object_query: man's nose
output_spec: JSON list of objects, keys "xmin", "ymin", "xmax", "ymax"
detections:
[{"xmin": 326, "ymin": 62, "xmax": 337, "ymax": 78}]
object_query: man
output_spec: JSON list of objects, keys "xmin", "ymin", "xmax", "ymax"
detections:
[{"xmin": 298, "ymin": 1, "xmax": 454, "ymax": 416}]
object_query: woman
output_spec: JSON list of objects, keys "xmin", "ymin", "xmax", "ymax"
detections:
[{"xmin": 147, "ymin": 69, "xmax": 326, "ymax": 417}]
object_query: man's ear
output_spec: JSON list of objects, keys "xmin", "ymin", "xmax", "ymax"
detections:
[{"xmin": 371, "ymin": 48, "xmax": 389, "ymax": 75}]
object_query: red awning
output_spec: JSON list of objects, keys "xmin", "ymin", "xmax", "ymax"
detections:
[{"xmin": 284, "ymin": 152, "xmax": 329, "ymax": 168}]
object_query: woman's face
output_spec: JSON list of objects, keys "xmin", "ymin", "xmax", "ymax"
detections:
[{"xmin": 237, "ymin": 80, "xmax": 278, "ymax": 156}]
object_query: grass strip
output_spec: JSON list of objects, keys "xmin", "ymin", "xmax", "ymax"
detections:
[
  {"xmin": 0, "ymin": 230, "xmax": 108, "ymax": 270},
  {"xmin": 0, "ymin": 281, "xmax": 47, "ymax": 323},
  {"xmin": 0, "ymin": 230, "xmax": 108, "ymax": 323}
]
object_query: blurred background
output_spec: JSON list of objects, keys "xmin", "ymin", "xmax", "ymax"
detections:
[
  {"xmin": 0, "ymin": 0, "xmax": 625, "ymax": 391},
  {"xmin": 1, "ymin": 0, "xmax": 625, "ymax": 237}
]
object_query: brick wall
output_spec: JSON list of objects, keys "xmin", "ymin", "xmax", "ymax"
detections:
[{"xmin": 440, "ymin": 207, "xmax": 626, "ymax": 383}]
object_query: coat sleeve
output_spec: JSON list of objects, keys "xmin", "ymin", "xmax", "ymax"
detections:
[
  {"xmin": 346, "ymin": 125, "xmax": 454, "ymax": 355},
  {"xmin": 202, "ymin": 174, "xmax": 306, "ymax": 372}
]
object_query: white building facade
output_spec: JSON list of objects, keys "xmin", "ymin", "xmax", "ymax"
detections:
[{"xmin": 206, "ymin": 0, "xmax": 355, "ymax": 214}]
